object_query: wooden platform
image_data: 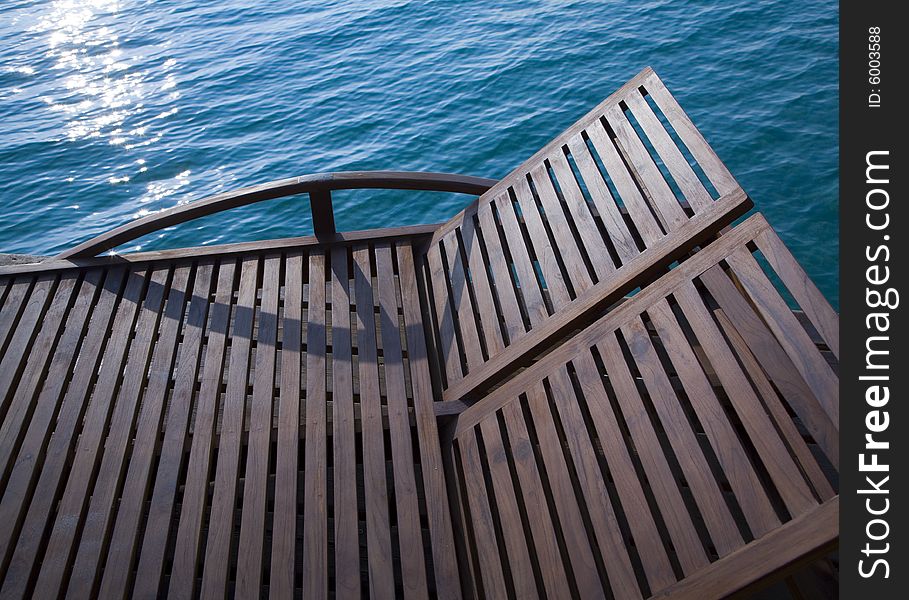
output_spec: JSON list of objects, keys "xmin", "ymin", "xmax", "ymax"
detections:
[{"xmin": 0, "ymin": 68, "xmax": 838, "ymax": 598}]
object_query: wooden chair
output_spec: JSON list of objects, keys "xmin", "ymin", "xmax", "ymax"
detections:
[
  {"xmin": 446, "ymin": 213, "xmax": 839, "ymax": 599},
  {"xmin": 0, "ymin": 68, "xmax": 837, "ymax": 598},
  {"xmin": 422, "ymin": 67, "xmax": 752, "ymax": 413}
]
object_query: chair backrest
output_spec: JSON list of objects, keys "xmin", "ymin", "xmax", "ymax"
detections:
[
  {"xmin": 419, "ymin": 67, "xmax": 752, "ymax": 406},
  {"xmin": 447, "ymin": 213, "xmax": 839, "ymax": 598}
]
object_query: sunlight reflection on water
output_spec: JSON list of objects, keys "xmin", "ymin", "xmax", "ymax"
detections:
[
  {"xmin": 31, "ymin": 0, "xmax": 191, "ymax": 221},
  {"xmin": 0, "ymin": 0, "xmax": 838, "ymax": 304}
]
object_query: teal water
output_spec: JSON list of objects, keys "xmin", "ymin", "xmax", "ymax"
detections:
[{"xmin": 0, "ymin": 0, "xmax": 838, "ymax": 305}]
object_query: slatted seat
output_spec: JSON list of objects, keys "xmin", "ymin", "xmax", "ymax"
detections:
[
  {"xmin": 423, "ymin": 67, "xmax": 751, "ymax": 409},
  {"xmin": 447, "ymin": 213, "xmax": 838, "ymax": 599},
  {"xmin": 0, "ymin": 68, "xmax": 838, "ymax": 598},
  {"xmin": 0, "ymin": 238, "xmax": 461, "ymax": 598}
]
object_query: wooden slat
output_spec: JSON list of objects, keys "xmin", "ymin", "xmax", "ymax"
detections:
[
  {"xmin": 0, "ymin": 274, "xmax": 57, "ymax": 419},
  {"xmin": 456, "ymin": 430, "xmax": 508, "ymax": 599},
  {"xmin": 0, "ymin": 278, "xmax": 32, "ymax": 354},
  {"xmin": 441, "ymin": 232, "xmax": 484, "ymax": 370},
  {"xmin": 641, "ymin": 71, "xmax": 739, "ymax": 197},
  {"xmin": 375, "ymin": 243, "xmax": 428, "ymax": 596},
  {"xmin": 330, "ymin": 246, "xmax": 360, "ymax": 598},
  {"xmin": 585, "ymin": 117, "xmax": 664, "ymax": 245},
  {"xmin": 396, "ymin": 241, "xmax": 462, "ymax": 598},
  {"xmin": 753, "ymin": 228, "xmax": 839, "ymax": 358},
  {"xmin": 645, "ymin": 295, "xmax": 782, "ymax": 537},
  {"xmin": 0, "ymin": 269, "xmax": 106, "ymax": 578},
  {"xmin": 604, "ymin": 103, "xmax": 688, "ymax": 231},
  {"xmin": 443, "ymin": 442, "xmax": 479, "ymax": 598},
  {"xmin": 236, "ymin": 255, "xmax": 281, "ymax": 598},
  {"xmin": 458, "ymin": 215, "xmax": 506, "ymax": 354},
  {"xmin": 475, "ymin": 201, "xmax": 525, "ymax": 344},
  {"xmin": 0, "ymin": 273, "xmax": 76, "ymax": 488},
  {"xmin": 595, "ymin": 334, "xmax": 709, "ymax": 575},
  {"xmin": 565, "ymin": 134, "xmax": 638, "ymax": 263},
  {"xmin": 713, "ymin": 308, "xmax": 835, "ymax": 501},
  {"xmin": 650, "ymin": 498, "xmax": 838, "ymax": 599},
  {"xmin": 105, "ymin": 262, "xmax": 210, "ymax": 599},
  {"xmin": 29, "ymin": 267, "xmax": 151, "ymax": 599},
  {"xmin": 353, "ymin": 245, "xmax": 395, "ymax": 598},
  {"xmin": 498, "ymin": 401, "xmax": 570, "ymax": 599},
  {"xmin": 69, "ymin": 266, "xmax": 184, "ymax": 597},
  {"xmin": 492, "ymin": 192, "xmax": 548, "ymax": 326},
  {"xmin": 475, "ymin": 417, "xmax": 539, "ymax": 600},
  {"xmin": 545, "ymin": 365, "xmax": 640, "ymax": 598},
  {"xmin": 519, "ymin": 169, "xmax": 583, "ymax": 303},
  {"xmin": 672, "ymin": 282, "xmax": 819, "ymax": 518},
  {"xmin": 426, "ymin": 242, "xmax": 463, "ymax": 386},
  {"xmin": 724, "ymin": 247, "xmax": 839, "ymax": 424},
  {"xmin": 199, "ymin": 256, "xmax": 258, "ymax": 599},
  {"xmin": 571, "ymin": 351, "xmax": 676, "ymax": 591},
  {"xmin": 270, "ymin": 251, "xmax": 304, "ymax": 598},
  {"xmin": 547, "ymin": 150, "xmax": 614, "ymax": 281},
  {"xmin": 523, "ymin": 380, "xmax": 602, "ymax": 596},
  {"xmin": 621, "ymin": 316, "xmax": 743, "ymax": 556},
  {"xmin": 622, "ymin": 89, "xmax": 712, "ymax": 211},
  {"xmin": 166, "ymin": 258, "xmax": 236, "ymax": 597},
  {"xmin": 698, "ymin": 265, "xmax": 838, "ymax": 468},
  {"xmin": 302, "ymin": 249, "xmax": 328, "ymax": 599}
]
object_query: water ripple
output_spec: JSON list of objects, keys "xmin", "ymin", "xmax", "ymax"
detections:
[{"xmin": 0, "ymin": 0, "xmax": 838, "ymax": 305}]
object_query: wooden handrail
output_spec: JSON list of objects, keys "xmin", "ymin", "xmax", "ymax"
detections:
[{"xmin": 56, "ymin": 171, "xmax": 496, "ymax": 259}]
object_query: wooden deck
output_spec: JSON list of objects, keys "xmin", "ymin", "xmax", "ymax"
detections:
[{"xmin": 0, "ymin": 68, "xmax": 837, "ymax": 598}]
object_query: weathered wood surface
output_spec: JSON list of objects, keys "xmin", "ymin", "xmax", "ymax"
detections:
[
  {"xmin": 421, "ymin": 67, "xmax": 751, "ymax": 406},
  {"xmin": 0, "ymin": 69, "xmax": 838, "ymax": 598},
  {"xmin": 0, "ymin": 236, "xmax": 459, "ymax": 598},
  {"xmin": 450, "ymin": 213, "xmax": 839, "ymax": 599}
]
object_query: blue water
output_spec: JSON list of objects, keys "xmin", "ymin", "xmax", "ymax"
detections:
[{"xmin": 0, "ymin": 0, "xmax": 838, "ymax": 306}]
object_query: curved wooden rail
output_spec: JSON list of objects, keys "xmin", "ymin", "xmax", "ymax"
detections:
[{"xmin": 57, "ymin": 171, "xmax": 496, "ymax": 259}]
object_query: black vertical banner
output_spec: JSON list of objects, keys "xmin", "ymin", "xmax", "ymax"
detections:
[{"xmin": 840, "ymin": 0, "xmax": 906, "ymax": 597}]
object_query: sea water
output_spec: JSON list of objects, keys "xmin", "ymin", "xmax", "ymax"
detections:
[{"xmin": 0, "ymin": 0, "xmax": 838, "ymax": 305}]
